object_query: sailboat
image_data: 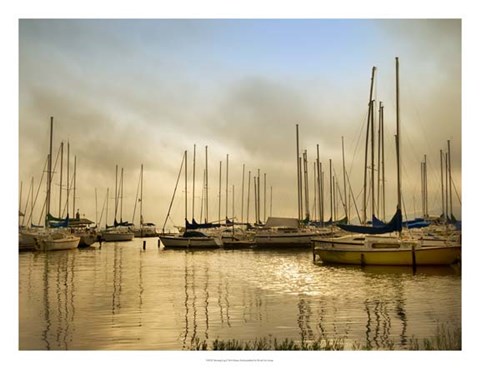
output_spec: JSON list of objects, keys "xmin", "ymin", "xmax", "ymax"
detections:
[
  {"xmin": 34, "ymin": 117, "xmax": 80, "ymax": 251},
  {"xmin": 312, "ymin": 59, "xmax": 461, "ymax": 266},
  {"xmin": 131, "ymin": 164, "xmax": 159, "ymax": 238},
  {"xmin": 100, "ymin": 166, "xmax": 134, "ymax": 242},
  {"xmin": 159, "ymin": 150, "xmax": 222, "ymax": 249}
]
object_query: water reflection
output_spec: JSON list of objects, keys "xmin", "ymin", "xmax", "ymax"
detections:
[
  {"xmin": 39, "ymin": 252, "xmax": 77, "ymax": 350},
  {"xmin": 19, "ymin": 247, "xmax": 461, "ymax": 350}
]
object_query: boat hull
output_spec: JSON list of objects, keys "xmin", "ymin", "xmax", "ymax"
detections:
[
  {"xmin": 314, "ymin": 244, "xmax": 461, "ymax": 266},
  {"xmin": 36, "ymin": 235, "xmax": 81, "ymax": 251},
  {"xmin": 101, "ymin": 232, "xmax": 134, "ymax": 242},
  {"xmin": 78, "ymin": 234, "xmax": 99, "ymax": 247},
  {"xmin": 254, "ymin": 232, "xmax": 314, "ymax": 248},
  {"xmin": 160, "ymin": 235, "xmax": 222, "ymax": 249}
]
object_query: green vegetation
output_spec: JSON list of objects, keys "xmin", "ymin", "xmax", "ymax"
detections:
[{"xmin": 189, "ymin": 325, "xmax": 461, "ymax": 351}]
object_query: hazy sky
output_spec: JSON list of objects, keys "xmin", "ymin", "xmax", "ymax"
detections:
[{"xmin": 18, "ymin": 18, "xmax": 462, "ymax": 229}]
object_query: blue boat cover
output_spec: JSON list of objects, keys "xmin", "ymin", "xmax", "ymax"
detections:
[{"xmin": 337, "ymin": 209, "xmax": 402, "ymax": 234}]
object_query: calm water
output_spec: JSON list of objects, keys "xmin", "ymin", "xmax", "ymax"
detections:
[{"xmin": 18, "ymin": 238, "xmax": 461, "ymax": 350}]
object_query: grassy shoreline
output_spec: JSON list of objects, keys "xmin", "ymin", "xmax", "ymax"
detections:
[{"xmin": 188, "ymin": 325, "xmax": 461, "ymax": 351}]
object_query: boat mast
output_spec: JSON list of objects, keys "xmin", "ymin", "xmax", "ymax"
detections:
[
  {"xmin": 380, "ymin": 103, "xmax": 386, "ymax": 220},
  {"xmin": 257, "ymin": 169, "xmax": 261, "ymax": 223},
  {"xmin": 447, "ymin": 140, "xmax": 453, "ymax": 219},
  {"xmin": 342, "ymin": 136, "xmax": 348, "ymax": 221},
  {"xmin": 59, "ymin": 141, "xmax": 63, "ymax": 217},
  {"xmin": 119, "ymin": 167, "xmax": 123, "ymax": 223},
  {"xmin": 425, "ymin": 154, "xmax": 428, "ymax": 217},
  {"xmin": 114, "ymin": 165, "xmax": 118, "ymax": 223},
  {"xmin": 162, "ymin": 152, "xmax": 185, "ymax": 234},
  {"xmin": 263, "ymin": 172, "xmax": 267, "ymax": 223},
  {"xmin": 247, "ymin": 170, "xmax": 251, "ymax": 224},
  {"xmin": 185, "ymin": 150, "xmax": 188, "ymax": 226},
  {"xmin": 444, "ymin": 151, "xmax": 449, "ymax": 219},
  {"xmin": 296, "ymin": 124, "xmax": 302, "ymax": 220},
  {"xmin": 205, "ymin": 146, "xmax": 209, "ymax": 223},
  {"xmin": 106, "ymin": 188, "xmax": 109, "ymax": 228},
  {"xmin": 66, "ymin": 141, "xmax": 70, "ymax": 218},
  {"xmin": 395, "ymin": 57, "xmax": 402, "ymax": 232},
  {"xmin": 363, "ymin": 67, "xmax": 376, "ymax": 224},
  {"xmin": 316, "ymin": 144, "xmax": 321, "ymax": 224},
  {"xmin": 226, "ymin": 154, "xmax": 229, "ymax": 221},
  {"xmin": 140, "ymin": 164, "xmax": 144, "ymax": 225},
  {"xmin": 73, "ymin": 156, "xmax": 77, "ymax": 218},
  {"xmin": 421, "ymin": 160, "xmax": 425, "ymax": 218},
  {"xmin": 45, "ymin": 117, "xmax": 53, "ymax": 227},
  {"xmin": 371, "ymin": 98, "xmax": 376, "ymax": 221},
  {"xmin": 253, "ymin": 175, "xmax": 257, "ymax": 223},
  {"xmin": 241, "ymin": 163, "xmax": 245, "ymax": 224},
  {"xmin": 440, "ymin": 149, "xmax": 445, "ymax": 219},
  {"xmin": 192, "ymin": 144, "xmax": 196, "ymax": 222},
  {"xmin": 320, "ymin": 162, "xmax": 324, "ymax": 225},
  {"xmin": 218, "ymin": 160, "xmax": 222, "ymax": 224},
  {"xmin": 303, "ymin": 150, "xmax": 310, "ymax": 221}
]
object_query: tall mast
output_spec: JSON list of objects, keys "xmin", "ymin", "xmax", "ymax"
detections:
[
  {"xmin": 247, "ymin": 170, "xmax": 251, "ymax": 224},
  {"xmin": 395, "ymin": 57, "xmax": 402, "ymax": 220},
  {"xmin": 263, "ymin": 172, "xmax": 267, "ymax": 223},
  {"xmin": 296, "ymin": 124, "xmax": 302, "ymax": 220},
  {"xmin": 363, "ymin": 67, "xmax": 376, "ymax": 224},
  {"xmin": 140, "ymin": 164, "xmax": 144, "ymax": 225},
  {"xmin": 66, "ymin": 141, "xmax": 70, "ymax": 218},
  {"xmin": 192, "ymin": 144, "xmax": 196, "ymax": 221},
  {"xmin": 114, "ymin": 165, "xmax": 118, "ymax": 222},
  {"xmin": 253, "ymin": 175, "xmax": 257, "ymax": 223},
  {"xmin": 342, "ymin": 137, "xmax": 348, "ymax": 220},
  {"xmin": 313, "ymin": 163, "xmax": 317, "ymax": 220},
  {"xmin": 371, "ymin": 98, "xmax": 376, "ymax": 220},
  {"xmin": 59, "ymin": 141, "xmax": 63, "ymax": 217},
  {"xmin": 448, "ymin": 140, "xmax": 453, "ymax": 218},
  {"xmin": 445, "ymin": 151, "xmax": 449, "ymax": 218},
  {"xmin": 185, "ymin": 150, "xmax": 188, "ymax": 225},
  {"xmin": 316, "ymin": 144, "xmax": 321, "ymax": 223},
  {"xmin": 257, "ymin": 169, "xmax": 261, "ymax": 223},
  {"xmin": 425, "ymin": 154, "xmax": 428, "ymax": 217},
  {"xmin": 46, "ymin": 117, "xmax": 53, "ymax": 227},
  {"xmin": 218, "ymin": 161, "xmax": 222, "ymax": 223},
  {"xmin": 440, "ymin": 150, "xmax": 445, "ymax": 219},
  {"xmin": 73, "ymin": 156, "xmax": 77, "ymax": 219},
  {"xmin": 225, "ymin": 154, "xmax": 229, "ymax": 220},
  {"xmin": 120, "ymin": 167, "xmax": 123, "ymax": 222},
  {"xmin": 421, "ymin": 161, "xmax": 425, "ymax": 218},
  {"xmin": 232, "ymin": 185, "xmax": 235, "ymax": 220},
  {"xmin": 329, "ymin": 159, "xmax": 333, "ymax": 222},
  {"xmin": 303, "ymin": 150, "xmax": 310, "ymax": 221},
  {"xmin": 205, "ymin": 146, "xmax": 209, "ymax": 223},
  {"xmin": 380, "ymin": 103, "xmax": 386, "ymax": 220},
  {"xmin": 241, "ymin": 163, "xmax": 245, "ymax": 224}
]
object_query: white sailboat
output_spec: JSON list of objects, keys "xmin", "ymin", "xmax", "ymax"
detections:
[
  {"xmin": 131, "ymin": 164, "xmax": 158, "ymax": 238},
  {"xmin": 34, "ymin": 117, "xmax": 80, "ymax": 251},
  {"xmin": 159, "ymin": 150, "xmax": 222, "ymax": 249},
  {"xmin": 100, "ymin": 167, "xmax": 134, "ymax": 242},
  {"xmin": 253, "ymin": 217, "xmax": 316, "ymax": 248}
]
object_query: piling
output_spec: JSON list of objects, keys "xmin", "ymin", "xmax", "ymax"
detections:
[
  {"xmin": 411, "ymin": 245, "xmax": 417, "ymax": 272},
  {"xmin": 143, "ymin": 240, "xmax": 146, "ymax": 250}
]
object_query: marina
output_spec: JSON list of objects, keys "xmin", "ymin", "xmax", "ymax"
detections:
[{"xmin": 16, "ymin": 18, "xmax": 465, "ymax": 359}]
